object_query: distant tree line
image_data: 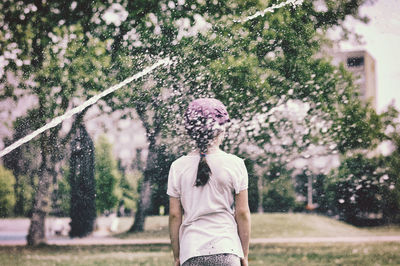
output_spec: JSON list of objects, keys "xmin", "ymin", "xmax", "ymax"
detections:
[{"xmin": 2, "ymin": 106, "xmax": 400, "ymax": 228}]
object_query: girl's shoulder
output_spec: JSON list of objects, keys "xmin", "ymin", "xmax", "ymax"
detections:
[{"xmin": 171, "ymin": 150, "xmax": 245, "ymax": 166}]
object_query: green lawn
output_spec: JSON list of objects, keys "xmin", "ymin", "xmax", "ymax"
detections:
[
  {"xmin": 0, "ymin": 245, "xmax": 172, "ymax": 266},
  {"xmin": 1, "ymin": 243, "xmax": 400, "ymax": 265},
  {"xmin": 117, "ymin": 213, "xmax": 400, "ymax": 239},
  {"xmin": 248, "ymin": 242, "xmax": 400, "ymax": 266},
  {"xmin": 2, "ymin": 213, "xmax": 400, "ymax": 265}
]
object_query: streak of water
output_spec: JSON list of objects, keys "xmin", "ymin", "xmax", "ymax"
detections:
[
  {"xmin": 0, "ymin": 57, "xmax": 171, "ymax": 158},
  {"xmin": 0, "ymin": 0, "xmax": 305, "ymax": 158},
  {"xmin": 233, "ymin": 0, "xmax": 304, "ymax": 23}
]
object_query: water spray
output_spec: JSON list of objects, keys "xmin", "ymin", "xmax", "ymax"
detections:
[
  {"xmin": 0, "ymin": 57, "xmax": 171, "ymax": 158},
  {"xmin": 0, "ymin": 0, "xmax": 305, "ymax": 159},
  {"xmin": 233, "ymin": 0, "xmax": 304, "ymax": 23}
]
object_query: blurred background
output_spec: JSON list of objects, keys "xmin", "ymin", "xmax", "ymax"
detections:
[{"xmin": 0, "ymin": 0, "xmax": 399, "ymax": 250}]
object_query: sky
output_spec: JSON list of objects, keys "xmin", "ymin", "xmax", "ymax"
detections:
[{"xmin": 337, "ymin": 0, "xmax": 400, "ymax": 113}]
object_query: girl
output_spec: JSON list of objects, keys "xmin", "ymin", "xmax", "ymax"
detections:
[{"xmin": 168, "ymin": 98, "xmax": 250, "ymax": 266}]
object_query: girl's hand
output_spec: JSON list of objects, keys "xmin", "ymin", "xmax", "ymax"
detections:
[
  {"xmin": 174, "ymin": 259, "xmax": 180, "ymax": 266},
  {"xmin": 241, "ymin": 256, "xmax": 248, "ymax": 266}
]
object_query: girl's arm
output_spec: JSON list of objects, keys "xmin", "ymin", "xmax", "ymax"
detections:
[
  {"xmin": 235, "ymin": 189, "xmax": 251, "ymax": 266},
  {"xmin": 169, "ymin": 196, "xmax": 182, "ymax": 266}
]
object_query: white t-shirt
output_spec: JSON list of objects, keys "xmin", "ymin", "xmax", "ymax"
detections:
[{"xmin": 167, "ymin": 150, "xmax": 248, "ymax": 265}]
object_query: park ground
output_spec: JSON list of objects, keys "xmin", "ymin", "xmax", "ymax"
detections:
[{"xmin": 1, "ymin": 213, "xmax": 400, "ymax": 265}]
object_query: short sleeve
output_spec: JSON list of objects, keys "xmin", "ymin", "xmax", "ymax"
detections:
[
  {"xmin": 167, "ymin": 162, "xmax": 180, "ymax": 198},
  {"xmin": 234, "ymin": 159, "xmax": 248, "ymax": 194}
]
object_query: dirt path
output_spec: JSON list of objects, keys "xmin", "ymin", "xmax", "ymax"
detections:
[{"xmin": 2, "ymin": 218, "xmax": 400, "ymax": 246}]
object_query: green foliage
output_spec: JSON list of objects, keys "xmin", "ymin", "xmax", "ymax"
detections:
[
  {"xmin": 149, "ymin": 147, "xmax": 178, "ymax": 216},
  {"xmin": 333, "ymin": 99, "xmax": 383, "ymax": 153},
  {"xmin": 119, "ymin": 170, "xmax": 142, "ymax": 215},
  {"xmin": 2, "ymin": 115, "xmax": 41, "ymax": 217},
  {"xmin": 95, "ymin": 135, "xmax": 121, "ymax": 214},
  {"xmin": 328, "ymin": 154, "xmax": 393, "ymax": 224},
  {"xmin": 0, "ymin": 0, "xmax": 376, "ymax": 234},
  {"xmin": 262, "ymin": 163, "xmax": 295, "ymax": 212},
  {"xmin": 57, "ymin": 176, "xmax": 71, "ymax": 217},
  {"xmin": 380, "ymin": 106, "xmax": 400, "ymax": 223},
  {"xmin": 69, "ymin": 124, "xmax": 96, "ymax": 237},
  {"xmin": 244, "ymin": 158, "xmax": 259, "ymax": 213},
  {"xmin": 13, "ymin": 174, "xmax": 34, "ymax": 217},
  {"xmin": 320, "ymin": 105, "xmax": 400, "ymax": 225},
  {"xmin": 294, "ymin": 171, "xmax": 335, "ymax": 213},
  {"xmin": 0, "ymin": 165, "xmax": 16, "ymax": 217},
  {"xmin": 262, "ymin": 185, "xmax": 296, "ymax": 213},
  {"xmin": 51, "ymin": 167, "xmax": 70, "ymax": 217}
]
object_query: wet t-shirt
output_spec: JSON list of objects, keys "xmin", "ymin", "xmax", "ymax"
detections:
[{"xmin": 167, "ymin": 150, "xmax": 248, "ymax": 265}]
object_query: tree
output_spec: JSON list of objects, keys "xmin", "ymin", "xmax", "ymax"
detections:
[
  {"xmin": 382, "ymin": 134, "xmax": 400, "ymax": 223},
  {"xmin": 1, "ymin": 0, "xmax": 373, "ymax": 237},
  {"xmin": 0, "ymin": 165, "xmax": 16, "ymax": 217},
  {"xmin": 262, "ymin": 162, "xmax": 295, "ymax": 212},
  {"xmin": 134, "ymin": 0, "xmax": 372, "ymax": 229},
  {"xmin": 3, "ymin": 115, "xmax": 41, "ymax": 216},
  {"xmin": 69, "ymin": 123, "xmax": 96, "ymax": 238},
  {"xmin": 1, "ymin": 0, "xmax": 114, "ymax": 244},
  {"xmin": 148, "ymin": 146, "xmax": 178, "ymax": 215},
  {"xmin": 381, "ymin": 106, "xmax": 400, "ymax": 223},
  {"xmin": 244, "ymin": 157, "xmax": 259, "ymax": 213},
  {"xmin": 95, "ymin": 135, "xmax": 120, "ymax": 214},
  {"xmin": 328, "ymin": 154, "xmax": 388, "ymax": 225},
  {"xmin": 53, "ymin": 166, "xmax": 70, "ymax": 217},
  {"xmin": 314, "ymin": 104, "xmax": 400, "ymax": 225},
  {"xmin": 119, "ymin": 170, "xmax": 141, "ymax": 216}
]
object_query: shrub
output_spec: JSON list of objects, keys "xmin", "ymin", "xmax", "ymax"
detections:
[
  {"xmin": 0, "ymin": 166, "xmax": 16, "ymax": 217},
  {"xmin": 262, "ymin": 178, "xmax": 296, "ymax": 212}
]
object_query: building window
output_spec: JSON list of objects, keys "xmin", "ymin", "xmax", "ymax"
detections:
[{"xmin": 347, "ymin": 56, "xmax": 364, "ymax": 67}]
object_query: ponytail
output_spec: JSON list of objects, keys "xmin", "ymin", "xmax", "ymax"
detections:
[
  {"xmin": 195, "ymin": 153, "xmax": 211, "ymax": 186},
  {"xmin": 184, "ymin": 98, "xmax": 230, "ymax": 187}
]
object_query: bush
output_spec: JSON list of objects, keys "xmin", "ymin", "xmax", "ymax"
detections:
[
  {"xmin": 244, "ymin": 158, "xmax": 259, "ymax": 213},
  {"xmin": 328, "ymin": 154, "xmax": 395, "ymax": 225},
  {"xmin": 69, "ymin": 124, "xmax": 96, "ymax": 237},
  {"xmin": 262, "ymin": 163, "xmax": 295, "ymax": 212},
  {"xmin": 0, "ymin": 166, "xmax": 16, "ymax": 217},
  {"xmin": 14, "ymin": 174, "xmax": 34, "ymax": 217},
  {"xmin": 119, "ymin": 170, "xmax": 141, "ymax": 216},
  {"xmin": 51, "ymin": 167, "xmax": 70, "ymax": 217},
  {"xmin": 262, "ymin": 178, "xmax": 296, "ymax": 212},
  {"xmin": 149, "ymin": 146, "xmax": 177, "ymax": 216},
  {"xmin": 95, "ymin": 135, "xmax": 120, "ymax": 214}
]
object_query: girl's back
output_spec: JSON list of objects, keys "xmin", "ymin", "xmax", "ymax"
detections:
[{"xmin": 168, "ymin": 150, "xmax": 247, "ymax": 264}]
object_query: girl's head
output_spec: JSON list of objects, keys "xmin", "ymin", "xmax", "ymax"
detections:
[
  {"xmin": 184, "ymin": 98, "xmax": 230, "ymax": 151},
  {"xmin": 184, "ymin": 98, "xmax": 230, "ymax": 186}
]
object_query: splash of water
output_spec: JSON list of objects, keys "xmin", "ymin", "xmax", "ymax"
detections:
[
  {"xmin": 0, "ymin": 0, "xmax": 305, "ymax": 158},
  {"xmin": 0, "ymin": 57, "xmax": 171, "ymax": 158},
  {"xmin": 233, "ymin": 0, "xmax": 304, "ymax": 23}
]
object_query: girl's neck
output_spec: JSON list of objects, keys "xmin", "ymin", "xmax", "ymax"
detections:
[
  {"xmin": 206, "ymin": 145, "xmax": 221, "ymax": 154},
  {"xmin": 190, "ymin": 145, "xmax": 221, "ymax": 155}
]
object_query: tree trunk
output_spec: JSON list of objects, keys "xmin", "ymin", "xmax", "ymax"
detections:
[
  {"xmin": 27, "ymin": 135, "xmax": 51, "ymax": 246},
  {"xmin": 130, "ymin": 177, "xmax": 152, "ymax": 232},
  {"xmin": 129, "ymin": 145, "xmax": 158, "ymax": 232}
]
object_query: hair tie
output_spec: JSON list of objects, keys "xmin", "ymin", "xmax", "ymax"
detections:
[{"xmin": 200, "ymin": 153, "xmax": 206, "ymax": 158}]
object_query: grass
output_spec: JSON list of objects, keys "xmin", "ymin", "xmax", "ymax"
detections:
[
  {"xmin": 116, "ymin": 216, "xmax": 169, "ymax": 239},
  {"xmin": 1, "ymin": 242, "xmax": 400, "ymax": 265},
  {"xmin": 0, "ymin": 245, "xmax": 172, "ymax": 266},
  {"xmin": 248, "ymin": 242, "xmax": 400, "ymax": 265},
  {"xmin": 116, "ymin": 213, "xmax": 400, "ymax": 239},
  {"xmin": 2, "ymin": 213, "xmax": 400, "ymax": 265}
]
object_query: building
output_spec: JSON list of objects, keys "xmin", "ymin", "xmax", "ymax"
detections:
[{"xmin": 332, "ymin": 50, "xmax": 377, "ymax": 110}]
